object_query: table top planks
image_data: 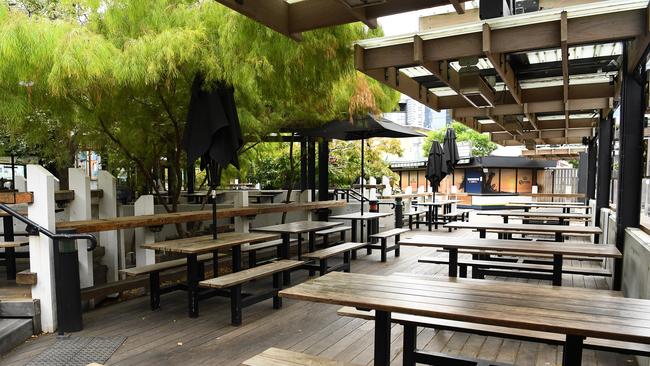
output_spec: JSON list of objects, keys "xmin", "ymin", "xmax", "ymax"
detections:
[
  {"xmin": 412, "ymin": 200, "xmax": 460, "ymax": 206},
  {"xmin": 476, "ymin": 211, "xmax": 592, "ymax": 220},
  {"xmin": 279, "ymin": 272, "xmax": 650, "ymax": 344},
  {"xmin": 141, "ymin": 232, "xmax": 278, "ymax": 254},
  {"xmin": 399, "ymin": 235, "xmax": 621, "ymax": 258},
  {"xmin": 329, "ymin": 212, "xmax": 392, "ymax": 220},
  {"xmin": 0, "ymin": 240, "xmax": 29, "ymax": 248},
  {"xmin": 251, "ymin": 220, "xmax": 342, "ymax": 234},
  {"xmin": 444, "ymin": 221, "xmax": 602, "ymax": 234},
  {"xmin": 507, "ymin": 202, "xmax": 589, "ymax": 208}
]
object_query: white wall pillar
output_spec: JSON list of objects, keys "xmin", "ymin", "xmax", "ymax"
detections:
[
  {"xmin": 68, "ymin": 168, "xmax": 93, "ymax": 288},
  {"xmin": 97, "ymin": 171, "xmax": 120, "ymax": 282},
  {"xmin": 134, "ymin": 195, "xmax": 155, "ymax": 266},
  {"xmin": 234, "ymin": 191, "xmax": 249, "ymax": 233},
  {"xmin": 27, "ymin": 165, "xmax": 58, "ymax": 333},
  {"xmin": 369, "ymin": 177, "xmax": 377, "ymax": 200}
]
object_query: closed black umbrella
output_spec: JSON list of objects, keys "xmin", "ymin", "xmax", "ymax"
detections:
[
  {"xmin": 300, "ymin": 114, "xmax": 424, "ymax": 215},
  {"xmin": 425, "ymin": 141, "xmax": 444, "ymax": 202},
  {"xmin": 442, "ymin": 128, "xmax": 459, "ymax": 178},
  {"xmin": 183, "ymin": 75, "xmax": 243, "ymax": 239}
]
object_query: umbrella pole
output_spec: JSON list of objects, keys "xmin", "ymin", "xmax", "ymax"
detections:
[
  {"xmin": 211, "ymin": 187, "xmax": 218, "ymax": 240},
  {"xmin": 360, "ymin": 138, "xmax": 364, "ymax": 216}
]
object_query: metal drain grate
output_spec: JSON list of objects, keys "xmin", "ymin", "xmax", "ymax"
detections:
[{"xmin": 27, "ymin": 336, "xmax": 126, "ymax": 366}]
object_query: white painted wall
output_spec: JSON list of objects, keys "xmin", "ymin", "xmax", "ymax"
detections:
[
  {"xmin": 98, "ymin": 171, "xmax": 120, "ymax": 282},
  {"xmin": 134, "ymin": 195, "xmax": 155, "ymax": 266},
  {"xmin": 68, "ymin": 168, "xmax": 93, "ymax": 288}
]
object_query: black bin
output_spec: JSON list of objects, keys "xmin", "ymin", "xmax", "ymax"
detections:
[{"xmin": 54, "ymin": 230, "xmax": 83, "ymax": 333}]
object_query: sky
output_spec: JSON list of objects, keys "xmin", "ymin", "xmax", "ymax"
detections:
[{"xmin": 377, "ymin": 3, "xmax": 478, "ymax": 36}]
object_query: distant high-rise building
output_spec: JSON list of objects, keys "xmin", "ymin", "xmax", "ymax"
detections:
[{"xmin": 383, "ymin": 94, "xmax": 453, "ymax": 162}]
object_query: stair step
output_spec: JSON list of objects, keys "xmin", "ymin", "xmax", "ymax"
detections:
[{"xmin": 0, "ymin": 318, "xmax": 33, "ymax": 355}]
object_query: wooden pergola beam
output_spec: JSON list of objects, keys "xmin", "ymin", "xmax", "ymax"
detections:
[
  {"xmin": 483, "ymin": 24, "xmax": 523, "ymax": 105},
  {"xmin": 334, "ymin": 0, "xmax": 378, "ymax": 29},
  {"xmin": 452, "ymin": 98, "xmax": 610, "ymax": 119},
  {"xmin": 363, "ymin": 67, "xmax": 440, "ymax": 111},
  {"xmin": 360, "ymin": 8, "xmax": 645, "ymax": 70},
  {"xmin": 213, "ymin": 0, "xmax": 301, "ymax": 41},
  {"xmin": 450, "ymin": 0, "xmax": 465, "ymax": 14}
]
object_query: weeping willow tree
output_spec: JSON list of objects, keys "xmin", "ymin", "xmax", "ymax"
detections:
[{"xmin": 0, "ymin": 0, "xmax": 399, "ymax": 219}]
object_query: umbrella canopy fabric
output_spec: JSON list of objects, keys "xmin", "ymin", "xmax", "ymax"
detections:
[
  {"xmin": 183, "ymin": 75, "xmax": 244, "ymax": 178},
  {"xmin": 442, "ymin": 128, "xmax": 459, "ymax": 177},
  {"xmin": 300, "ymin": 114, "xmax": 425, "ymax": 140},
  {"xmin": 426, "ymin": 141, "xmax": 444, "ymax": 191}
]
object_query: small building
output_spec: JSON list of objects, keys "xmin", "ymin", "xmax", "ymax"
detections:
[{"xmin": 390, "ymin": 156, "xmax": 558, "ymax": 209}]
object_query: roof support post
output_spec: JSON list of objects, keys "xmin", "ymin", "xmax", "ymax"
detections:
[
  {"xmin": 627, "ymin": 3, "xmax": 650, "ymax": 74},
  {"xmin": 308, "ymin": 138, "xmax": 317, "ymax": 202},
  {"xmin": 586, "ymin": 136, "xmax": 597, "ymax": 205},
  {"xmin": 300, "ymin": 139, "xmax": 307, "ymax": 191},
  {"xmin": 483, "ymin": 24, "xmax": 523, "ymax": 105},
  {"xmin": 614, "ymin": 44, "xmax": 647, "ymax": 291},
  {"xmin": 561, "ymin": 11, "xmax": 570, "ymax": 144},
  {"xmin": 318, "ymin": 139, "xmax": 330, "ymax": 221},
  {"xmin": 595, "ymin": 112, "xmax": 613, "ymax": 229}
]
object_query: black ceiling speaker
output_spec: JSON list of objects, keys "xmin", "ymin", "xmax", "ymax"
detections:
[{"xmin": 480, "ymin": 0, "xmax": 513, "ymax": 20}]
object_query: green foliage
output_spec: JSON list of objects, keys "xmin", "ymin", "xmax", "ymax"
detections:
[
  {"xmin": 0, "ymin": 0, "xmax": 399, "ymax": 212},
  {"xmin": 422, "ymin": 121, "xmax": 498, "ymax": 158},
  {"xmin": 329, "ymin": 138, "xmax": 402, "ymax": 188}
]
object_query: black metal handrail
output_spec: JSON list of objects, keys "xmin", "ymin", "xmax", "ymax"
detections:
[{"xmin": 0, "ymin": 204, "xmax": 97, "ymax": 251}]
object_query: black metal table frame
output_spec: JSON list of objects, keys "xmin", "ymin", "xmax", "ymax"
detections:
[
  {"xmin": 335, "ymin": 217, "xmax": 382, "ymax": 259},
  {"xmin": 373, "ymin": 310, "xmax": 585, "ymax": 366},
  {"xmin": 411, "ymin": 202, "xmax": 454, "ymax": 231}
]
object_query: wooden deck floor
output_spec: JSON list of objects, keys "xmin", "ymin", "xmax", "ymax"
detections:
[{"xmin": 0, "ymin": 214, "xmax": 637, "ymax": 366}]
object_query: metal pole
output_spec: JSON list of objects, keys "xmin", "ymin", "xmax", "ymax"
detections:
[
  {"xmin": 614, "ymin": 44, "xmax": 646, "ymax": 291},
  {"xmin": 361, "ymin": 139, "xmax": 364, "ymax": 215},
  {"xmin": 10, "ymin": 155, "xmax": 15, "ymax": 191},
  {"xmin": 586, "ymin": 137, "xmax": 597, "ymax": 205},
  {"xmin": 308, "ymin": 138, "xmax": 316, "ymax": 202},
  {"xmin": 318, "ymin": 139, "xmax": 330, "ymax": 221}
]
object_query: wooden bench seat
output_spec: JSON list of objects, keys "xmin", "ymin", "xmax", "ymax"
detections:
[
  {"xmin": 242, "ymin": 238, "xmax": 297, "ymax": 268},
  {"xmin": 337, "ymin": 305, "xmax": 650, "ymax": 356},
  {"xmin": 441, "ymin": 210, "xmax": 470, "ymax": 231},
  {"xmin": 314, "ymin": 226, "xmax": 351, "ymax": 246},
  {"xmin": 0, "ymin": 240, "xmax": 29, "ymax": 248},
  {"xmin": 302, "ymin": 242, "xmax": 367, "ymax": 275},
  {"xmin": 435, "ymin": 248, "xmax": 605, "ymax": 262},
  {"xmin": 418, "ymin": 256, "xmax": 611, "ymax": 280},
  {"xmin": 242, "ymin": 347, "xmax": 360, "ymax": 366},
  {"xmin": 368, "ymin": 228, "xmax": 410, "ymax": 262},
  {"xmin": 199, "ymin": 260, "xmax": 303, "ymax": 325},
  {"xmin": 120, "ymin": 253, "xmax": 222, "ymax": 310}
]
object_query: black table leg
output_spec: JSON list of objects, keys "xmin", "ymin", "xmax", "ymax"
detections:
[
  {"xmin": 187, "ymin": 254, "xmax": 199, "ymax": 318},
  {"xmin": 297, "ymin": 234, "xmax": 303, "ymax": 260},
  {"xmin": 562, "ymin": 335, "xmax": 585, "ymax": 365},
  {"xmin": 374, "ymin": 310, "xmax": 391, "ymax": 366},
  {"xmin": 555, "ymin": 231, "xmax": 563, "ymax": 242},
  {"xmin": 448, "ymin": 248, "xmax": 458, "ymax": 278},
  {"xmin": 308, "ymin": 232, "xmax": 316, "ymax": 276},
  {"xmin": 479, "ymin": 229, "xmax": 486, "ymax": 239},
  {"xmin": 366, "ymin": 221, "xmax": 372, "ymax": 255},
  {"xmin": 232, "ymin": 245, "xmax": 242, "ymax": 272},
  {"xmin": 552, "ymin": 254, "xmax": 563, "ymax": 286},
  {"xmin": 212, "ymin": 250, "xmax": 219, "ymax": 276},
  {"xmin": 351, "ymin": 220, "xmax": 358, "ymax": 260},
  {"xmin": 402, "ymin": 323, "xmax": 417, "ymax": 366},
  {"xmin": 434, "ymin": 206, "xmax": 439, "ymax": 230},
  {"xmin": 428, "ymin": 206, "xmax": 433, "ymax": 231},
  {"xmin": 281, "ymin": 233, "xmax": 291, "ymax": 285}
]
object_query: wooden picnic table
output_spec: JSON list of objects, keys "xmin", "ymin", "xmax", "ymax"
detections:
[
  {"xmin": 444, "ymin": 221, "xmax": 602, "ymax": 242},
  {"xmin": 141, "ymin": 232, "xmax": 277, "ymax": 318},
  {"xmin": 280, "ymin": 272, "xmax": 650, "ymax": 366},
  {"xmin": 279, "ymin": 271, "xmax": 650, "ymax": 366},
  {"xmin": 507, "ymin": 202, "xmax": 591, "ymax": 213},
  {"xmin": 411, "ymin": 200, "xmax": 460, "ymax": 231},
  {"xmin": 399, "ymin": 235, "xmax": 621, "ymax": 285},
  {"xmin": 477, "ymin": 210, "xmax": 592, "ymax": 225},
  {"xmin": 329, "ymin": 212, "xmax": 392, "ymax": 244},
  {"xmin": 251, "ymin": 220, "xmax": 342, "ymax": 284}
]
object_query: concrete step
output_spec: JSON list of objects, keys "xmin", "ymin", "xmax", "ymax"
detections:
[{"xmin": 0, "ymin": 318, "xmax": 33, "ymax": 355}]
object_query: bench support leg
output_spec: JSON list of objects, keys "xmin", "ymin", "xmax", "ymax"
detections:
[
  {"xmin": 367, "ymin": 221, "xmax": 373, "ymax": 255},
  {"xmin": 380, "ymin": 238, "xmax": 387, "ymax": 262},
  {"xmin": 213, "ymin": 250, "xmax": 220, "ymax": 275},
  {"xmin": 187, "ymin": 254, "xmax": 199, "ymax": 318},
  {"xmin": 149, "ymin": 272, "xmax": 160, "ymax": 310},
  {"xmin": 297, "ymin": 234, "xmax": 303, "ymax": 260},
  {"xmin": 459, "ymin": 264, "xmax": 467, "ymax": 278},
  {"xmin": 230, "ymin": 284, "xmax": 242, "ymax": 326},
  {"xmin": 281, "ymin": 233, "xmax": 291, "ymax": 286},
  {"xmin": 249, "ymin": 251, "xmax": 256, "ymax": 268},
  {"xmin": 272, "ymin": 273, "xmax": 282, "ymax": 309},
  {"xmin": 351, "ymin": 220, "xmax": 358, "ymax": 260},
  {"xmin": 402, "ymin": 324, "xmax": 417, "ymax": 366},
  {"xmin": 232, "ymin": 246, "xmax": 242, "ymax": 272},
  {"xmin": 374, "ymin": 310, "xmax": 391, "ymax": 366},
  {"xmin": 448, "ymin": 248, "xmax": 458, "ymax": 278},
  {"xmin": 308, "ymin": 232, "xmax": 316, "ymax": 277},
  {"xmin": 562, "ymin": 335, "xmax": 584, "ymax": 366},
  {"xmin": 395, "ymin": 234, "xmax": 400, "ymax": 257},
  {"xmin": 323, "ymin": 234, "xmax": 329, "ymax": 247},
  {"xmin": 319, "ymin": 259, "xmax": 328, "ymax": 276},
  {"xmin": 5, "ymin": 247, "xmax": 16, "ymax": 281},
  {"xmin": 343, "ymin": 251, "xmax": 351, "ymax": 273}
]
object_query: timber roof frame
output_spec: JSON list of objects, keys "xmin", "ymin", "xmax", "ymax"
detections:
[
  {"xmin": 214, "ymin": 0, "xmax": 470, "ymax": 41},
  {"xmin": 354, "ymin": 0, "xmax": 650, "ymax": 148}
]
